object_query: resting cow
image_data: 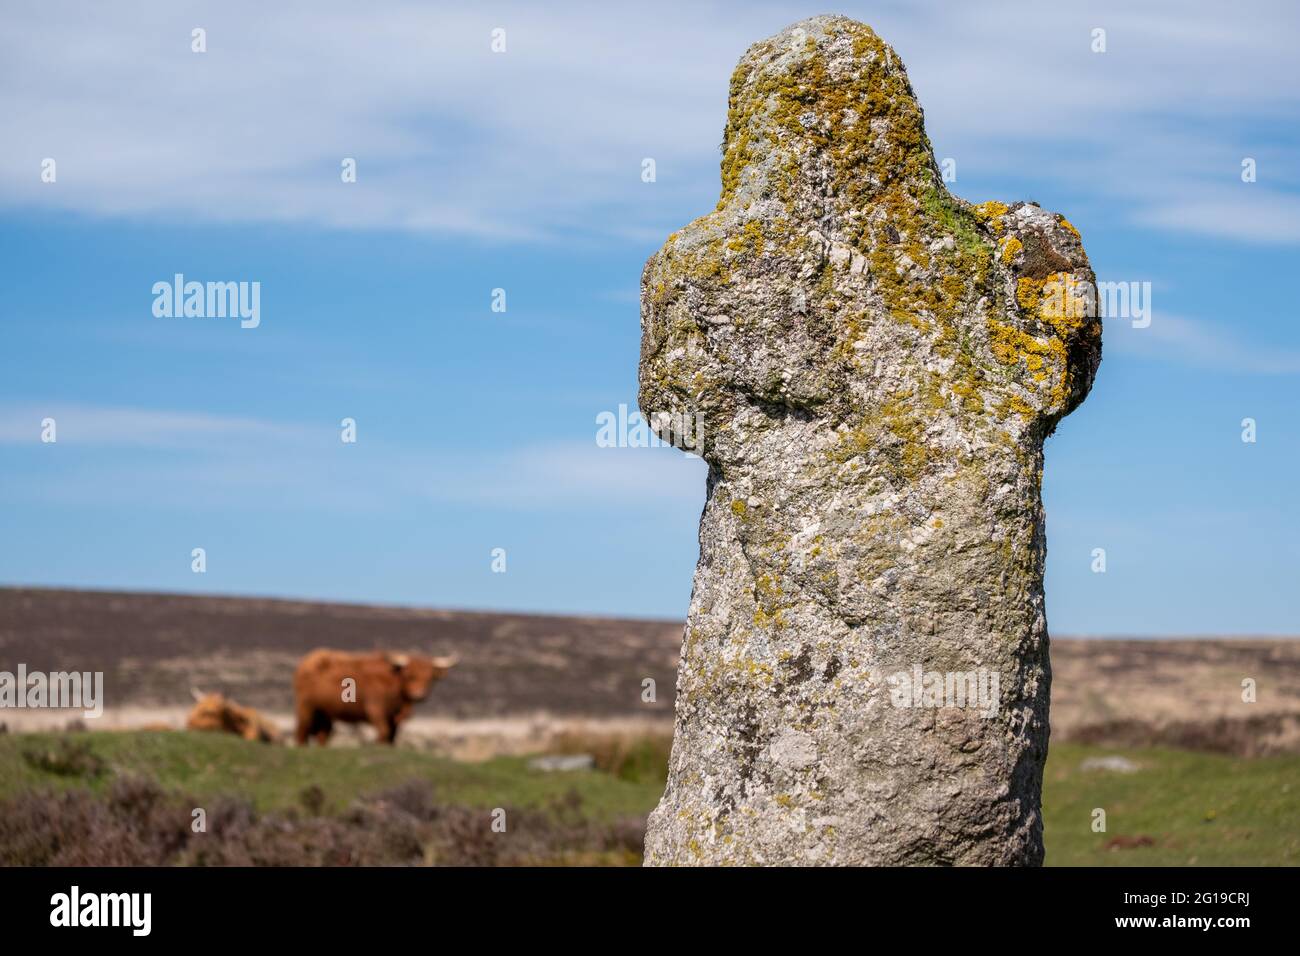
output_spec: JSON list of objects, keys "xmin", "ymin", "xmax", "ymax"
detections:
[
  {"xmin": 293, "ymin": 649, "xmax": 456, "ymax": 746},
  {"xmin": 186, "ymin": 690, "xmax": 280, "ymax": 743}
]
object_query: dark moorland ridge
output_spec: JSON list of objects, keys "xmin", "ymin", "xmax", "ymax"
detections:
[
  {"xmin": 1, "ymin": 587, "xmax": 1297, "ymax": 752},
  {"xmin": 0, "ymin": 587, "xmax": 682, "ymax": 718}
]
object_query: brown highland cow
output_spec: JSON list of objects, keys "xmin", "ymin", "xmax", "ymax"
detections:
[{"xmin": 293, "ymin": 649, "xmax": 456, "ymax": 745}]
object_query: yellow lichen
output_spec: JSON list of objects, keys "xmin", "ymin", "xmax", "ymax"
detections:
[
  {"xmin": 999, "ymin": 236, "xmax": 1022, "ymax": 265},
  {"xmin": 972, "ymin": 200, "xmax": 1009, "ymax": 233},
  {"xmin": 1016, "ymin": 276, "xmax": 1042, "ymax": 312},
  {"xmin": 1037, "ymin": 273, "xmax": 1090, "ymax": 335}
]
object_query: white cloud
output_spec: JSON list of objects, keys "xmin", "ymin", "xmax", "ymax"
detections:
[
  {"xmin": 483, "ymin": 441, "xmax": 707, "ymax": 507},
  {"xmin": 0, "ymin": 403, "xmax": 319, "ymax": 448},
  {"xmin": 1107, "ymin": 313, "xmax": 1300, "ymax": 374},
  {"xmin": 1132, "ymin": 195, "xmax": 1300, "ymax": 244},
  {"xmin": 2, "ymin": 0, "xmax": 1297, "ymax": 243},
  {"xmin": 0, "ymin": 401, "xmax": 708, "ymax": 510}
]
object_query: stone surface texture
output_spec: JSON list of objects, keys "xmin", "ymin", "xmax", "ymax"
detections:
[{"xmin": 639, "ymin": 15, "xmax": 1101, "ymax": 865}]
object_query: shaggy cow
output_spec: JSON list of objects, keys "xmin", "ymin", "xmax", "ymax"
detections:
[
  {"xmin": 186, "ymin": 690, "xmax": 280, "ymax": 743},
  {"xmin": 293, "ymin": 649, "xmax": 456, "ymax": 746}
]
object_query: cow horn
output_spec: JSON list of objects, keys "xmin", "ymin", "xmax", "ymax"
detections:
[
  {"xmin": 387, "ymin": 652, "xmax": 410, "ymax": 667},
  {"xmin": 190, "ymin": 687, "xmax": 206, "ymax": 702},
  {"xmin": 432, "ymin": 654, "xmax": 459, "ymax": 669}
]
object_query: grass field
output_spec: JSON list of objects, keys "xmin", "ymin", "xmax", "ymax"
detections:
[
  {"xmin": 0, "ymin": 731, "xmax": 662, "ymax": 820},
  {"xmin": 1043, "ymin": 743, "xmax": 1298, "ymax": 866},
  {"xmin": 1, "ymin": 730, "xmax": 1294, "ymax": 865}
]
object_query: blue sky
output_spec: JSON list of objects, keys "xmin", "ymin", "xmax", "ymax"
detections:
[{"xmin": 1, "ymin": 1, "xmax": 1298, "ymax": 634}]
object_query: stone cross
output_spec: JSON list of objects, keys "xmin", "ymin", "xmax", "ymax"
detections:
[{"xmin": 639, "ymin": 15, "xmax": 1101, "ymax": 865}]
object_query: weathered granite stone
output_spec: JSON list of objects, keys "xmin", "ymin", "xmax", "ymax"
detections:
[{"xmin": 639, "ymin": 15, "xmax": 1101, "ymax": 866}]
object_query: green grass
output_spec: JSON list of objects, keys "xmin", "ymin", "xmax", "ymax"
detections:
[
  {"xmin": 0, "ymin": 731, "xmax": 662, "ymax": 821},
  {"xmin": 1, "ymin": 732, "xmax": 1295, "ymax": 865},
  {"xmin": 1043, "ymin": 742, "xmax": 1298, "ymax": 866}
]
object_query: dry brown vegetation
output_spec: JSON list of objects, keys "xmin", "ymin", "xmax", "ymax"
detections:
[{"xmin": 0, "ymin": 775, "xmax": 645, "ymax": 867}]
